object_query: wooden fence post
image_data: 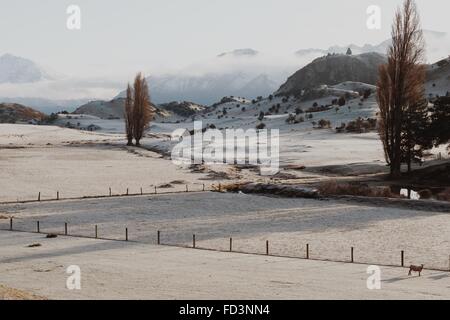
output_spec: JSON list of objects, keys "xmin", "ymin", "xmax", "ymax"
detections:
[
  {"xmin": 95, "ymin": 225, "xmax": 98, "ymax": 239},
  {"xmin": 351, "ymin": 247, "xmax": 354, "ymax": 263},
  {"xmin": 9, "ymin": 218, "xmax": 12, "ymax": 231},
  {"xmin": 193, "ymin": 234, "xmax": 196, "ymax": 248},
  {"xmin": 64, "ymin": 222, "xmax": 68, "ymax": 235},
  {"xmin": 157, "ymin": 230, "xmax": 160, "ymax": 245},
  {"xmin": 230, "ymin": 238, "xmax": 233, "ymax": 252},
  {"xmin": 401, "ymin": 250, "xmax": 404, "ymax": 267},
  {"xmin": 37, "ymin": 221, "xmax": 40, "ymax": 233},
  {"xmin": 125, "ymin": 228, "xmax": 128, "ymax": 241},
  {"xmin": 57, "ymin": 191, "xmax": 60, "ymax": 200},
  {"xmin": 202, "ymin": 184, "xmax": 205, "ymax": 191},
  {"xmin": 109, "ymin": 187, "xmax": 112, "ymax": 197},
  {"xmin": 154, "ymin": 186, "xmax": 157, "ymax": 194},
  {"xmin": 186, "ymin": 185, "xmax": 188, "ymax": 192},
  {"xmin": 126, "ymin": 188, "xmax": 129, "ymax": 196},
  {"xmin": 38, "ymin": 192, "xmax": 41, "ymax": 202},
  {"xmin": 140, "ymin": 187, "xmax": 143, "ymax": 195},
  {"xmin": 266, "ymin": 240, "xmax": 269, "ymax": 255},
  {"xmin": 306, "ymin": 244, "xmax": 309, "ymax": 259}
]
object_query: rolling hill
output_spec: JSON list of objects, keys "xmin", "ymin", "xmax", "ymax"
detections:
[
  {"xmin": 0, "ymin": 103, "xmax": 46, "ymax": 123},
  {"xmin": 276, "ymin": 52, "xmax": 387, "ymax": 98}
]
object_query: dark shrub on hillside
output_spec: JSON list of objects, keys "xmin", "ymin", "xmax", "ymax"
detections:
[
  {"xmin": 345, "ymin": 117, "xmax": 377, "ymax": 133},
  {"xmin": 306, "ymin": 105, "xmax": 332, "ymax": 113},
  {"xmin": 317, "ymin": 119, "xmax": 331, "ymax": 129},
  {"xmin": 363, "ymin": 89, "xmax": 372, "ymax": 99},
  {"xmin": 256, "ymin": 122, "xmax": 266, "ymax": 130},
  {"xmin": 336, "ymin": 123, "xmax": 346, "ymax": 133}
]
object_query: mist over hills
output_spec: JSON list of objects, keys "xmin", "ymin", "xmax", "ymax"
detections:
[
  {"xmin": 0, "ymin": 54, "xmax": 52, "ymax": 84},
  {"xmin": 0, "ymin": 29, "xmax": 448, "ymax": 113}
]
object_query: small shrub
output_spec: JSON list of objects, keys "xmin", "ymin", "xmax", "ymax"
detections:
[
  {"xmin": 318, "ymin": 181, "xmax": 397, "ymax": 198},
  {"xmin": 418, "ymin": 189, "xmax": 433, "ymax": 199},
  {"xmin": 317, "ymin": 119, "xmax": 331, "ymax": 129},
  {"xmin": 363, "ymin": 89, "xmax": 372, "ymax": 99},
  {"xmin": 256, "ymin": 122, "xmax": 266, "ymax": 130},
  {"xmin": 436, "ymin": 188, "xmax": 450, "ymax": 202},
  {"xmin": 295, "ymin": 107, "xmax": 304, "ymax": 115}
]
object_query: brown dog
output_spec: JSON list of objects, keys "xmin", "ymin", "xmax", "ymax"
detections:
[{"xmin": 408, "ymin": 264, "xmax": 424, "ymax": 276}]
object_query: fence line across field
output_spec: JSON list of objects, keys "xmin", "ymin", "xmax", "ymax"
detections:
[
  {"xmin": 0, "ymin": 183, "xmax": 214, "ymax": 205},
  {"xmin": 3, "ymin": 218, "xmax": 450, "ymax": 273}
]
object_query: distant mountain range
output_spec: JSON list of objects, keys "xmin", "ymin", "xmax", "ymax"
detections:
[
  {"xmin": 0, "ymin": 30, "xmax": 448, "ymax": 111},
  {"xmin": 64, "ymin": 55, "xmax": 450, "ymax": 120},
  {"xmin": 295, "ymin": 30, "xmax": 449, "ymax": 63},
  {"xmin": 116, "ymin": 72, "xmax": 279, "ymax": 106},
  {"xmin": 0, "ymin": 54, "xmax": 52, "ymax": 84}
]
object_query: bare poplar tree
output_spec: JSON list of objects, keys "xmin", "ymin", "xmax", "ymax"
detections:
[
  {"xmin": 124, "ymin": 84, "xmax": 134, "ymax": 146},
  {"xmin": 377, "ymin": 0, "xmax": 425, "ymax": 177},
  {"xmin": 132, "ymin": 73, "xmax": 154, "ymax": 146}
]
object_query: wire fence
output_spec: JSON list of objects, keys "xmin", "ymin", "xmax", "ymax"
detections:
[
  {"xmin": 2, "ymin": 218, "xmax": 450, "ymax": 273},
  {"xmin": 0, "ymin": 183, "xmax": 221, "ymax": 205}
]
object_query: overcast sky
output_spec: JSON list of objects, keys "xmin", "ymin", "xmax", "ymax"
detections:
[{"xmin": 0, "ymin": 0, "xmax": 448, "ymax": 79}]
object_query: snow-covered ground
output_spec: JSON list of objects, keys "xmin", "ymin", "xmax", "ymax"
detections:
[
  {"xmin": 1, "ymin": 230, "xmax": 449, "ymax": 300},
  {"xmin": 0, "ymin": 96, "xmax": 388, "ymax": 202},
  {"xmin": 1, "ymin": 192, "xmax": 450, "ymax": 270},
  {"xmin": 0, "ymin": 89, "xmax": 448, "ymax": 300},
  {"xmin": 0, "ymin": 124, "xmax": 210, "ymax": 202}
]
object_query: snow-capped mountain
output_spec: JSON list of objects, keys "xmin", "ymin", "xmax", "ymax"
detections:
[
  {"xmin": 0, "ymin": 53, "xmax": 52, "ymax": 84},
  {"xmin": 0, "ymin": 54, "xmax": 120, "ymax": 113},
  {"xmin": 116, "ymin": 72, "xmax": 279, "ymax": 105},
  {"xmin": 115, "ymin": 48, "xmax": 288, "ymax": 105},
  {"xmin": 295, "ymin": 30, "xmax": 450, "ymax": 64}
]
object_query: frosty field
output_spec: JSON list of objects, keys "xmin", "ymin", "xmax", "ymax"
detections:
[
  {"xmin": 1, "ymin": 192, "xmax": 450, "ymax": 273},
  {"xmin": 1, "ymin": 195, "xmax": 450, "ymax": 299},
  {"xmin": 0, "ymin": 110, "xmax": 448, "ymax": 299}
]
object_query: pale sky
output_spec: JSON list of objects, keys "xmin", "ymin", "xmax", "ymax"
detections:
[{"xmin": 0, "ymin": 0, "xmax": 448, "ymax": 79}]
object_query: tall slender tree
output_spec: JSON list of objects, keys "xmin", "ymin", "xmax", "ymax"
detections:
[
  {"xmin": 124, "ymin": 84, "xmax": 134, "ymax": 146},
  {"xmin": 377, "ymin": 0, "xmax": 426, "ymax": 177},
  {"xmin": 132, "ymin": 73, "xmax": 154, "ymax": 146}
]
